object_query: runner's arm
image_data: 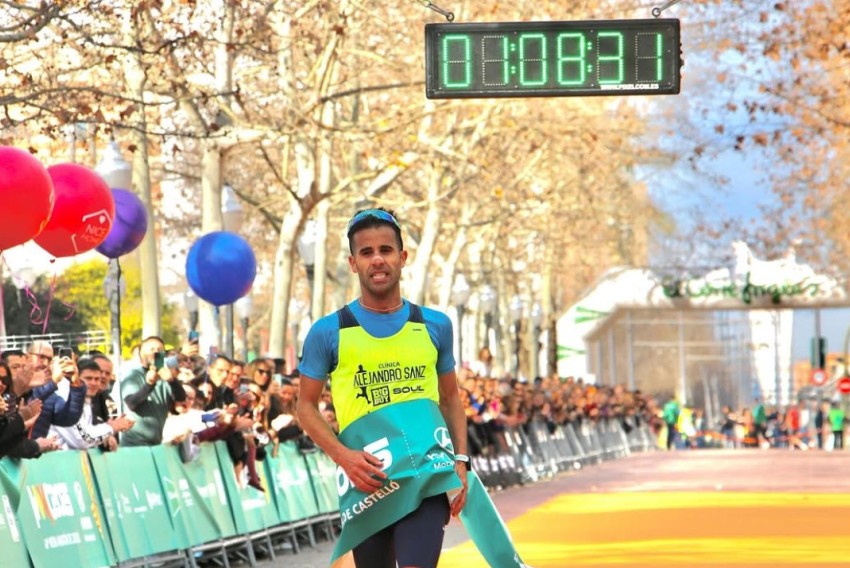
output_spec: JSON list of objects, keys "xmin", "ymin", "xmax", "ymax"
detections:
[
  {"xmin": 297, "ymin": 376, "xmax": 386, "ymax": 492},
  {"xmin": 438, "ymin": 369, "xmax": 468, "ymax": 458},
  {"xmin": 438, "ymin": 369, "xmax": 468, "ymax": 516}
]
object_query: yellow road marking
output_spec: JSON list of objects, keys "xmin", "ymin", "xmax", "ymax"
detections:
[{"xmin": 440, "ymin": 493, "xmax": 850, "ymax": 567}]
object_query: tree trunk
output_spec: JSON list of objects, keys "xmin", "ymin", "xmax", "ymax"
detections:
[
  {"xmin": 198, "ymin": 142, "xmax": 224, "ymax": 354},
  {"xmin": 124, "ymin": 17, "xmax": 161, "ymax": 339},
  {"xmin": 406, "ymin": 171, "xmax": 442, "ymax": 304},
  {"xmin": 311, "ymin": 199, "xmax": 331, "ymax": 320},
  {"xmin": 267, "ymin": 209, "xmax": 302, "ymax": 358}
]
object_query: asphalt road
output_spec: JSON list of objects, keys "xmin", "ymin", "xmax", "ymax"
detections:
[{"xmin": 245, "ymin": 449, "xmax": 850, "ymax": 567}]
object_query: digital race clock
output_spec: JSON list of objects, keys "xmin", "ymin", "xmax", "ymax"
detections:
[{"xmin": 425, "ymin": 19, "xmax": 682, "ymax": 99}]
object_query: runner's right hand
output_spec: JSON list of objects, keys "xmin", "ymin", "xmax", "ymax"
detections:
[{"xmin": 339, "ymin": 448, "xmax": 386, "ymax": 493}]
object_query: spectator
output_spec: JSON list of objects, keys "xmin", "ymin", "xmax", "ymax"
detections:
[
  {"xmin": 0, "ymin": 360, "xmax": 57, "ymax": 459},
  {"xmin": 49, "ymin": 358, "xmax": 134, "ymax": 451},
  {"xmin": 118, "ymin": 336, "xmax": 187, "ymax": 446},
  {"xmin": 28, "ymin": 342, "xmax": 87, "ymax": 441}
]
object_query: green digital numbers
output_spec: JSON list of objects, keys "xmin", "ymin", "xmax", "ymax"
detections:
[
  {"xmin": 518, "ymin": 33, "xmax": 547, "ymax": 86},
  {"xmin": 441, "ymin": 35, "xmax": 472, "ymax": 88},
  {"xmin": 482, "ymin": 35, "xmax": 510, "ymax": 86},
  {"xmin": 636, "ymin": 32, "xmax": 664, "ymax": 82},
  {"xmin": 597, "ymin": 31, "xmax": 624, "ymax": 84},
  {"xmin": 426, "ymin": 20, "xmax": 681, "ymax": 98},
  {"xmin": 557, "ymin": 32, "xmax": 587, "ymax": 86}
]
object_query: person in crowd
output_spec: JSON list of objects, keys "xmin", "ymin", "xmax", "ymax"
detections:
[
  {"xmin": 719, "ymin": 405, "xmax": 738, "ymax": 448},
  {"xmin": 814, "ymin": 400, "xmax": 826, "ymax": 449},
  {"xmin": 28, "ymin": 342, "xmax": 87, "ymax": 440},
  {"xmin": 752, "ymin": 398, "xmax": 769, "ymax": 447},
  {"xmin": 48, "ymin": 358, "xmax": 134, "ymax": 451},
  {"xmin": 470, "ymin": 345, "xmax": 495, "ymax": 378},
  {"xmin": 118, "ymin": 336, "xmax": 187, "ymax": 446},
  {"xmin": 297, "ymin": 207, "xmax": 468, "ymax": 568},
  {"xmin": 662, "ymin": 396, "xmax": 680, "ymax": 450},
  {"xmin": 200, "ymin": 354, "xmax": 236, "ymax": 410},
  {"xmin": 270, "ymin": 378, "xmax": 305, "ymax": 445},
  {"xmin": 784, "ymin": 400, "xmax": 805, "ymax": 450},
  {"xmin": 828, "ymin": 401, "xmax": 845, "ymax": 451},
  {"xmin": 0, "ymin": 360, "xmax": 58, "ymax": 458}
]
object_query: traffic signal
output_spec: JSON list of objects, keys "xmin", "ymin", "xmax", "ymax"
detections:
[{"xmin": 810, "ymin": 336, "xmax": 827, "ymax": 369}]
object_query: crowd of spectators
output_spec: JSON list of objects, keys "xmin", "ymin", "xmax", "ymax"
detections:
[
  {"xmin": 459, "ymin": 347, "xmax": 659, "ymax": 459},
  {"xmin": 1, "ymin": 335, "xmax": 660, "ymax": 492},
  {"xmin": 0, "ymin": 335, "xmax": 337, "ymax": 494}
]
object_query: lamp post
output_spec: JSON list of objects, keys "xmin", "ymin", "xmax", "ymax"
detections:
[
  {"xmin": 221, "ymin": 183, "xmax": 244, "ymax": 358},
  {"xmin": 509, "ymin": 295, "xmax": 524, "ymax": 378},
  {"xmin": 297, "ymin": 219, "xmax": 317, "ymax": 319},
  {"xmin": 451, "ymin": 274, "xmax": 471, "ymax": 368},
  {"xmin": 11, "ymin": 263, "xmax": 37, "ymax": 335},
  {"xmin": 96, "ymin": 138, "xmax": 132, "ymax": 385},
  {"xmin": 530, "ymin": 302, "xmax": 542, "ymax": 380},
  {"xmin": 288, "ymin": 299, "xmax": 308, "ymax": 371},
  {"xmin": 103, "ymin": 259, "xmax": 126, "ymax": 413},
  {"xmin": 185, "ymin": 290, "xmax": 199, "ymax": 335},
  {"xmin": 96, "ymin": 140, "xmax": 133, "ymax": 189},
  {"xmin": 479, "ymin": 285, "xmax": 497, "ymax": 348},
  {"xmin": 235, "ymin": 295, "xmax": 252, "ymax": 362}
]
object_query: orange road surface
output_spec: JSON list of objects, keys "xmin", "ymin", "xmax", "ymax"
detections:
[{"xmin": 439, "ymin": 492, "xmax": 850, "ymax": 567}]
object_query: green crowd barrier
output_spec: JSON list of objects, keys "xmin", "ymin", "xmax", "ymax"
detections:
[
  {"xmin": 0, "ymin": 438, "xmax": 341, "ymax": 568},
  {"xmin": 213, "ymin": 441, "xmax": 280, "ymax": 535},
  {"xmin": 0, "ymin": 460, "xmax": 31, "ymax": 568},
  {"xmin": 10, "ymin": 451, "xmax": 114, "ymax": 568},
  {"xmin": 303, "ymin": 450, "xmax": 340, "ymax": 515},
  {"xmin": 90, "ymin": 447, "xmax": 181, "ymax": 562},
  {"xmin": 267, "ymin": 441, "xmax": 321, "ymax": 522},
  {"xmin": 151, "ymin": 442, "xmax": 237, "ymax": 547}
]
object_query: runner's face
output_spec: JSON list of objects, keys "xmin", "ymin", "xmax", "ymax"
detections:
[{"xmin": 348, "ymin": 225, "xmax": 407, "ymax": 300}]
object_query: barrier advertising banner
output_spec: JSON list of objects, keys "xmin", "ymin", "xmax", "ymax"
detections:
[
  {"xmin": 0, "ymin": 460, "xmax": 31, "ymax": 568},
  {"xmin": 212, "ymin": 441, "xmax": 279, "ymax": 534},
  {"xmin": 14, "ymin": 451, "xmax": 114, "ymax": 568},
  {"xmin": 151, "ymin": 443, "xmax": 233, "ymax": 548},
  {"xmin": 302, "ymin": 450, "xmax": 340, "ymax": 515},
  {"xmin": 88, "ymin": 447, "xmax": 179, "ymax": 562},
  {"xmin": 268, "ymin": 441, "xmax": 321, "ymax": 523}
]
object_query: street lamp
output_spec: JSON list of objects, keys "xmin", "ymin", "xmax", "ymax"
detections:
[
  {"xmin": 509, "ymin": 295, "xmax": 524, "ymax": 377},
  {"xmin": 288, "ymin": 298, "xmax": 309, "ymax": 371},
  {"xmin": 235, "ymin": 295, "xmax": 252, "ymax": 362},
  {"xmin": 479, "ymin": 285, "xmax": 497, "ymax": 348},
  {"xmin": 11, "ymin": 263, "xmax": 37, "ymax": 335},
  {"xmin": 451, "ymin": 274, "xmax": 471, "ymax": 367},
  {"xmin": 96, "ymin": 140, "xmax": 133, "ymax": 189},
  {"xmin": 103, "ymin": 259, "xmax": 126, "ymax": 412},
  {"xmin": 530, "ymin": 302, "xmax": 542, "ymax": 380},
  {"xmin": 222, "ymin": 183, "xmax": 244, "ymax": 358},
  {"xmin": 297, "ymin": 219, "xmax": 317, "ymax": 318}
]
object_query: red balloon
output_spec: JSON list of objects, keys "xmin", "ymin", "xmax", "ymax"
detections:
[
  {"xmin": 34, "ymin": 163, "xmax": 115, "ymax": 258},
  {"xmin": 0, "ymin": 146, "xmax": 55, "ymax": 250}
]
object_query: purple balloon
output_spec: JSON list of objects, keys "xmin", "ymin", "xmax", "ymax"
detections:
[{"xmin": 96, "ymin": 188, "xmax": 148, "ymax": 259}]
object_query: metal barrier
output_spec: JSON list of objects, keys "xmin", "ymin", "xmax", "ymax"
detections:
[
  {"xmin": 0, "ymin": 329, "xmax": 109, "ymax": 352},
  {"xmin": 469, "ymin": 417, "xmax": 657, "ymax": 490}
]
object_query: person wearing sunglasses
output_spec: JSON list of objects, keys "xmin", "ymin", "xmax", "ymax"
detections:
[{"xmin": 297, "ymin": 207, "xmax": 468, "ymax": 568}]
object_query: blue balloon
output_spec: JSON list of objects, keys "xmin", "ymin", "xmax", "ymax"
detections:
[
  {"xmin": 96, "ymin": 188, "xmax": 148, "ymax": 259},
  {"xmin": 186, "ymin": 232, "xmax": 256, "ymax": 306}
]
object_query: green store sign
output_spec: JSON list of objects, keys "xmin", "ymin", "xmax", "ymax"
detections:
[{"xmin": 662, "ymin": 272, "xmax": 821, "ymax": 305}]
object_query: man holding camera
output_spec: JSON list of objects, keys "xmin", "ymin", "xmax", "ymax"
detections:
[
  {"xmin": 28, "ymin": 340, "xmax": 85, "ymax": 443},
  {"xmin": 117, "ymin": 336, "xmax": 187, "ymax": 447}
]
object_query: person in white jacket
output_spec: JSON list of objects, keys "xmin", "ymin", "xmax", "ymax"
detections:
[{"xmin": 49, "ymin": 358, "xmax": 134, "ymax": 451}]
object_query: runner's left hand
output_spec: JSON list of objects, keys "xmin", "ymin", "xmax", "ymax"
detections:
[{"xmin": 450, "ymin": 461, "xmax": 468, "ymax": 517}]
